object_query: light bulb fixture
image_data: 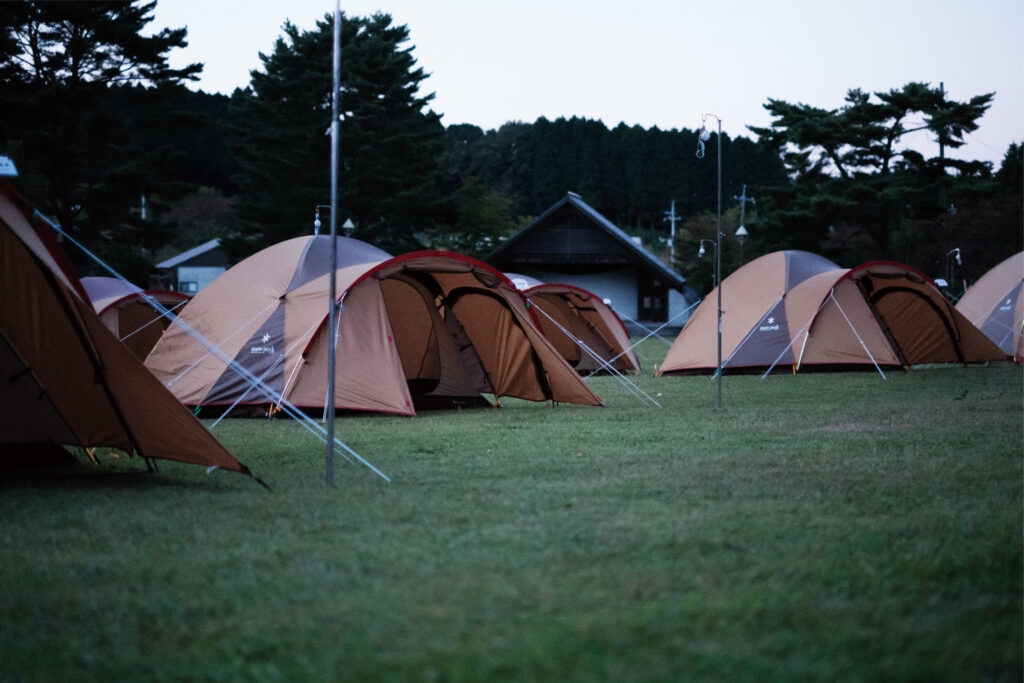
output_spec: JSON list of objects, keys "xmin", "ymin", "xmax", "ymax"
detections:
[{"xmin": 314, "ymin": 204, "xmax": 331, "ymax": 235}]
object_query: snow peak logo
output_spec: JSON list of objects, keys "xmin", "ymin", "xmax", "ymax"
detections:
[
  {"xmin": 759, "ymin": 316, "xmax": 780, "ymax": 333},
  {"xmin": 251, "ymin": 333, "xmax": 275, "ymax": 355}
]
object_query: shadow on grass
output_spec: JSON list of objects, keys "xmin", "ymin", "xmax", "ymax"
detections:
[{"xmin": 0, "ymin": 461, "xmax": 257, "ymax": 492}]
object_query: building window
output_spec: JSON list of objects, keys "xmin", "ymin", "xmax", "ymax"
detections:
[{"xmin": 180, "ymin": 281, "xmax": 198, "ymax": 294}]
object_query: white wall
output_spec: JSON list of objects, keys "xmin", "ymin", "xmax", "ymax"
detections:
[
  {"xmin": 668, "ymin": 288, "xmax": 695, "ymax": 326},
  {"xmin": 518, "ymin": 267, "xmax": 639, "ymax": 320},
  {"xmin": 517, "ymin": 266, "xmax": 695, "ymax": 326},
  {"xmin": 177, "ymin": 266, "xmax": 225, "ymax": 294}
]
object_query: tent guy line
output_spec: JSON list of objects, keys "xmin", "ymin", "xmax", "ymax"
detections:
[
  {"xmin": 165, "ymin": 298, "xmax": 279, "ymax": 388},
  {"xmin": 758, "ymin": 290, "xmax": 886, "ymax": 380},
  {"xmin": 593, "ymin": 301, "xmax": 700, "ymax": 380},
  {"xmin": 31, "ymin": 211, "xmax": 390, "ymax": 483},
  {"xmin": 118, "ymin": 298, "xmax": 188, "ymax": 343},
  {"xmin": 529, "ymin": 300, "xmax": 661, "ymax": 408}
]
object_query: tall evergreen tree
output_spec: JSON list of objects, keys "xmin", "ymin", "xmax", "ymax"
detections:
[
  {"xmin": 228, "ymin": 12, "xmax": 444, "ymax": 255},
  {"xmin": 749, "ymin": 83, "xmax": 994, "ymax": 261},
  {"xmin": 0, "ymin": 1, "xmax": 201, "ymax": 280}
]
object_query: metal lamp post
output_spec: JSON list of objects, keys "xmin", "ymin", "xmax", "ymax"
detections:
[
  {"xmin": 734, "ymin": 225, "xmax": 748, "ymax": 265},
  {"xmin": 696, "ymin": 114, "xmax": 723, "ymax": 409},
  {"xmin": 945, "ymin": 247, "xmax": 961, "ymax": 296},
  {"xmin": 325, "ymin": 0, "xmax": 341, "ymax": 486}
]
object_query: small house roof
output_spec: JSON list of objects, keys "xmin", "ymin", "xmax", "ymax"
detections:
[
  {"xmin": 487, "ymin": 192, "xmax": 686, "ymax": 289},
  {"xmin": 156, "ymin": 238, "xmax": 223, "ymax": 269}
]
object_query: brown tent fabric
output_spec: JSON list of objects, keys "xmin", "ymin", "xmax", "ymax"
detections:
[
  {"xmin": 81, "ymin": 276, "xmax": 190, "ymax": 359},
  {"xmin": 519, "ymin": 282, "xmax": 640, "ymax": 374},
  {"xmin": 956, "ymin": 252, "xmax": 1024, "ymax": 360},
  {"xmin": 145, "ymin": 241, "xmax": 602, "ymax": 414},
  {"xmin": 659, "ymin": 251, "xmax": 839, "ymax": 373},
  {"xmin": 659, "ymin": 252, "xmax": 1008, "ymax": 374},
  {"xmin": 0, "ymin": 181, "xmax": 257, "ymax": 478}
]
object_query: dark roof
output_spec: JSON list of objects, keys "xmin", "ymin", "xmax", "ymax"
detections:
[
  {"xmin": 155, "ymin": 238, "xmax": 226, "ymax": 269},
  {"xmin": 486, "ymin": 192, "xmax": 686, "ymax": 289}
]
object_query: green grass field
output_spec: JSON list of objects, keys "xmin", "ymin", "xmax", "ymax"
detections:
[{"xmin": 2, "ymin": 339, "xmax": 1021, "ymax": 682}]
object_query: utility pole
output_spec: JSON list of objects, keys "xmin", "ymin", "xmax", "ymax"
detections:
[
  {"xmin": 939, "ymin": 82, "xmax": 945, "ymax": 163},
  {"xmin": 732, "ymin": 184, "xmax": 755, "ymax": 228},
  {"xmin": 663, "ymin": 199, "xmax": 682, "ymax": 264},
  {"xmin": 732, "ymin": 185, "xmax": 755, "ymax": 266}
]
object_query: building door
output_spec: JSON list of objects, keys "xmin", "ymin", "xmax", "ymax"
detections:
[{"xmin": 637, "ymin": 274, "xmax": 667, "ymax": 322}]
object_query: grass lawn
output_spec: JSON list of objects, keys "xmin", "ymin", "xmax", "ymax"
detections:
[{"xmin": 1, "ymin": 339, "xmax": 1021, "ymax": 682}]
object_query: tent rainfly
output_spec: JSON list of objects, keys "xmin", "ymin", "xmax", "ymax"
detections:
[
  {"xmin": 0, "ymin": 179, "xmax": 259, "ymax": 479},
  {"xmin": 506, "ymin": 273, "xmax": 640, "ymax": 375},
  {"xmin": 144, "ymin": 236, "xmax": 603, "ymax": 415},
  {"xmin": 81, "ymin": 276, "xmax": 190, "ymax": 359},
  {"xmin": 659, "ymin": 250, "xmax": 1009, "ymax": 375},
  {"xmin": 955, "ymin": 252, "xmax": 1024, "ymax": 361}
]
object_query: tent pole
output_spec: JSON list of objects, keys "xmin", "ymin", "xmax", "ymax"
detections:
[
  {"xmin": 760, "ymin": 293, "xmax": 832, "ymax": 379},
  {"xmin": 830, "ymin": 291, "xmax": 887, "ymax": 380},
  {"xmin": 326, "ymin": 1, "xmax": 341, "ymax": 487},
  {"xmin": 715, "ymin": 295, "xmax": 785, "ymax": 377}
]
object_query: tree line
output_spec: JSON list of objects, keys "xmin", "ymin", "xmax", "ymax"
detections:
[{"xmin": 1, "ymin": 2, "xmax": 1019, "ymax": 292}]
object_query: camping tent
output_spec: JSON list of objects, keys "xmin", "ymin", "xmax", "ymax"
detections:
[
  {"xmin": 0, "ymin": 179, "xmax": 258, "ymax": 478},
  {"xmin": 955, "ymin": 252, "xmax": 1024, "ymax": 361},
  {"xmin": 506, "ymin": 274, "xmax": 640, "ymax": 374},
  {"xmin": 659, "ymin": 251, "xmax": 1008, "ymax": 375},
  {"xmin": 144, "ymin": 236, "xmax": 603, "ymax": 415},
  {"xmin": 81, "ymin": 276, "xmax": 189, "ymax": 359}
]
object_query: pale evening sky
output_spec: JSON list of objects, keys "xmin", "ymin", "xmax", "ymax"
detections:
[{"xmin": 151, "ymin": 0, "xmax": 1023, "ymax": 168}]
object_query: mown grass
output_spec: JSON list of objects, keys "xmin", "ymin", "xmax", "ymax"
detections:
[{"xmin": 1, "ymin": 340, "xmax": 1021, "ymax": 682}]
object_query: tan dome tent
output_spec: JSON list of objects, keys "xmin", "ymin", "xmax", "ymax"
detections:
[
  {"xmin": 955, "ymin": 252, "xmax": 1024, "ymax": 361},
  {"xmin": 660, "ymin": 252, "xmax": 1008, "ymax": 375},
  {"xmin": 505, "ymin": 274, "xmax": 640, "ymax": 375},
  {"xmin": 81, "ymin": 276, "xmax": 189, "ymax": 359},
  {"xmin": 660, "ymin": 250, "xmax": 838, "ymax": 373},
  {"xmin": 0, "ymin": 180, "xmax": 258, "ymax": 479},
  {"xmin": 145, "ymin": 237, "xmax": 602, "ymax": 415}
]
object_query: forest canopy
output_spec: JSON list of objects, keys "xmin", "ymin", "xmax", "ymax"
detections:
[{"xmin": 0, "ymin": 1, "xmax": 1019, "ymax": 290}]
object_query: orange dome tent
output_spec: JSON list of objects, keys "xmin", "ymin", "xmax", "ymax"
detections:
[
  {"xmin": 0, "ymin": 179, "xmax": 259, "ymax": 480},
  {"xmin": 660, "ymin": 251, "xmax": 1008, "ymax": 375},
  {"xmin": 505, "ymin": 274, "xmax": 640, "ymax": 375},
  {"xmin": 81, "ymin": 276, "xmax": 189, "ymax": 359},
  {"xmin": 955, "ymin": 252, "xmax": 1024, "ymax": 361},
  {"xmin": 145, "ymin": 237, "xmax": 602, "ymax": 415}
]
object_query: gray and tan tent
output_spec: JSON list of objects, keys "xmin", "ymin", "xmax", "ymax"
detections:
[
  {"xmin": 955, "ymin": 252, "xmax": 1024, "ymax": 361},
  {"xmin": 659, "ymin": 251, "xmax": 1008, "ymax": 375},
  {"xmin": 0, "ymin": 179, "xmax": 258, "ymax": 479},
  {"xmin": 506, "ymin": 274, "xmax": 640, "ymax": 374},
  {"xmin": 144, "ymin": 237, "xmax": 603, "ymax": 415},
  {"xmin": 81, "ymin": 276, "xmax": 189, "ymax": 359}
]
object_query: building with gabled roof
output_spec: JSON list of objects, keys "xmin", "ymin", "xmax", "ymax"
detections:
[
  {"xmin": 155, "ymin": 238, "xmax": 227, "ymax": 294},
  {"xmin": 486, "ymin": 192, "xmax": 695, "ymax": 328}
]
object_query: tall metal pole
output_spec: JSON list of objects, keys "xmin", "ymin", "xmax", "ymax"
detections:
[
  {"xmin": 696, "ymin": 113, "xmax": 723, "ymax": 409},
  {"xmin": 715, "ymin": 117, "xmax": 722, "ymax": 410},
  {"xmin": 326, "ymin": 1, "xmax": 341, "ymax": 486}
]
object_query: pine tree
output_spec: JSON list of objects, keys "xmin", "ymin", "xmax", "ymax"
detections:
[
  {"xmin": 229, "ymin": 12, "xmax": 444, "ymax": 255},
  {"xmin": 0, "ymin": 1, "xmax": 202, "ymax": 280},
  {"xmin": 749, "ymin": 83, "xmax": 994, "ymax": 260}
]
